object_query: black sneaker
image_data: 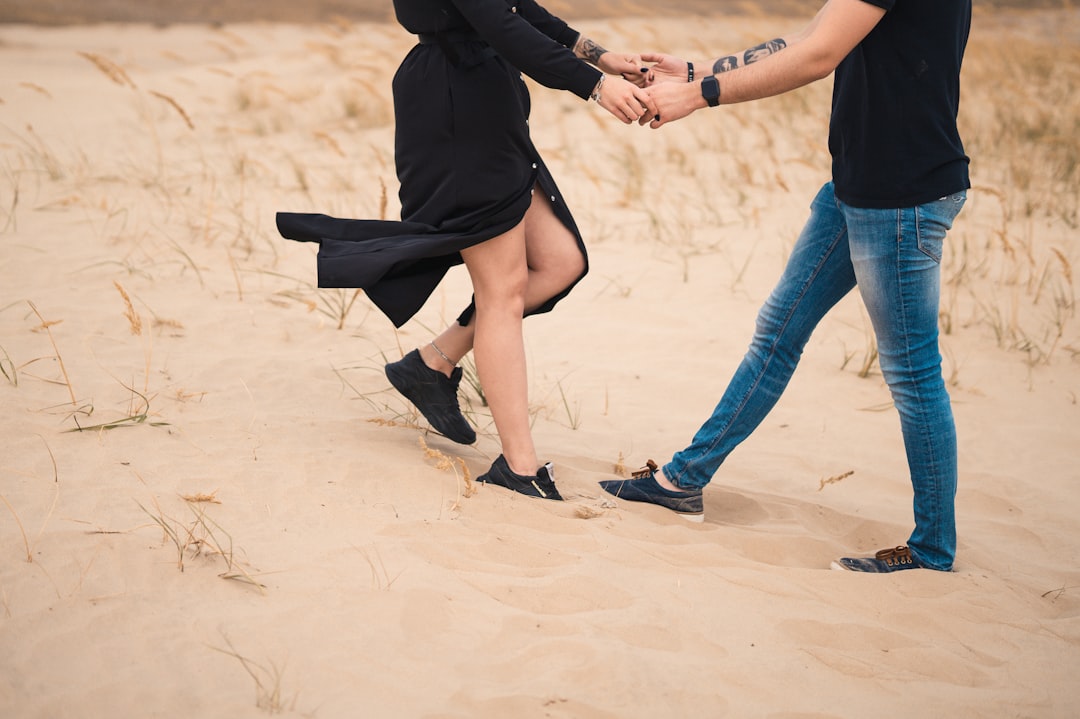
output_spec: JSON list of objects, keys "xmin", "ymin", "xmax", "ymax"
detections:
[
  {"xmin": 830, "ymin": 545, "xmax": 930, "ymax": 573},
  {"xmin": 477, "ymin": 455, "xmax": 563, "ymax": 501},
  {"xmin": 599, "ymin": 460, "xmax": 704, "ymax": 522},
  {"xmin": 385, "ymin": 349, "xmax": 476, "ymax": 445}
]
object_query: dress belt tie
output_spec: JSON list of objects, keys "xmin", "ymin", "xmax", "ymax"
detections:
[
  {"xmin": 416, "ymin": 30, "xmax": 493, "ymax": 67},
  {"xmin": 417, "ymin": 30, "xmax": 483, "ymax": 45}
]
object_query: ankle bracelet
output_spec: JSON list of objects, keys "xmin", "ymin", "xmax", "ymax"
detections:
[{"xmin": 430, "ymin": 341, "xmax": 454, "ymax": 367}]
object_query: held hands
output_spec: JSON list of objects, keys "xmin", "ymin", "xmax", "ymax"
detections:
[
  {"xmin": 596, "ymin": 75, "xmax": 658, "ymax": 125},
  {"xmin": 595, "ymin": 51, "xmax": 649, "ymax": 87},
  {"xmin": 638, "ymin": 53, "xmax": 707, "ymax": 128},
  {"xmin": 640, "ymin": 80, "xmax": 704, "ymax": 128},
  {"xmin": 592, "ymin": 51, "xmax": 709, "ymax": 128}
]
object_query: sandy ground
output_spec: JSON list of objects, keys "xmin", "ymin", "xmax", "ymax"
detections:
[{"xmin": 1, "ymin": 6, "xmax": 1078, "ymax": 719}]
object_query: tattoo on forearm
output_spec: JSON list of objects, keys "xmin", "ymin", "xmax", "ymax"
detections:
[
  {"xmin": 713, "ymin": 36, "xmax": 787, "ymax": 73},
  {"xmin": 743, "ymin": 38, "xmax": 787, "ymax": 66},
  {"xmin": 578, "ymin": 37, "xmax": 608, "ymax": 64},
  {"xmin": 712, "ymin": 55, "xmax": 739, "ymax": 74}
]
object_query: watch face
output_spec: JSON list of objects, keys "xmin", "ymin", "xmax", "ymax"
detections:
[{"xmin": 702, "ymin": 77, "xmax": 720, "ymax": 105}]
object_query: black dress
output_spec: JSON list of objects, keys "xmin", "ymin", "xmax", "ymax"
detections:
[{"xmin": 276, "ymin": 0, "xmax": 602, "ymax": 328}]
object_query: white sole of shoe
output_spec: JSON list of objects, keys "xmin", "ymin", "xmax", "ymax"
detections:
[{"xmin": 678, "ymin": 512, "xmax": 705, "ymax": 524}]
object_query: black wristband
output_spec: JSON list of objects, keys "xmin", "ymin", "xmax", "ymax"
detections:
[{"xmin": 687, "ymin": 61, "xmax": 694, "ymax": 83}]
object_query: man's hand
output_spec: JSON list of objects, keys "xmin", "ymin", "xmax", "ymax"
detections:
[
  {"xmin": 640, "ymin": 53, "xmax": 689, "ymax": 86},
  {"xmin": 641, "ymin": 80, "xmax": 706, "ymax": 128}
]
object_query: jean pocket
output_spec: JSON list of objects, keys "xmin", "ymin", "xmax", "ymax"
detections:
[{"xmin": 916, "ymin": 193, "xmax": 966, "ymax": 263}]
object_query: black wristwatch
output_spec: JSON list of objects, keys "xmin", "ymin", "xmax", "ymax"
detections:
[{"xmin": 701, "ymin": 75, "xmax": 720, "ymax": 107}]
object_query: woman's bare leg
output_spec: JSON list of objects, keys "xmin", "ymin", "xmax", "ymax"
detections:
[
  {"xmin": 459, "ymin": 221, "xmax": 536, "ymax": 475},
  {"xmin": 419, "ymin": 190, "xmax": 585, "ymax": 376}
]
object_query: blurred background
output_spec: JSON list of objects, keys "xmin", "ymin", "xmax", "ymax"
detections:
[{"xmin": 0, "ymin": 0, "xmax": 1058, "ymax": 25}]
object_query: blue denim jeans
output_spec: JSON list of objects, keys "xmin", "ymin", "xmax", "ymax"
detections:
[{"xmin": 664, "ymin": 182, "xmax": 966, "ymax": 570}]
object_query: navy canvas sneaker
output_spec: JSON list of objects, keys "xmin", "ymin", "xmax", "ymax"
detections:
[
  {"xmin": 385, "ymin": 349, "xmax": 476, "ymax": 445},
  {"xmin": 831, "ymin": 545, "xmax": 930, "ymax": 572},
  {"xmin": 599, "ymin": 460, "xmax": 704, "ymax": 523},
  {"xmin": 477, "ymin": 455, "xmax": 563, "ymax": 501}
]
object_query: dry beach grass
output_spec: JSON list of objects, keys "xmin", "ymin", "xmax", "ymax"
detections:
[{"xmin": 0, "ymin": 3, "xmax": 1078, "ymax": 717}]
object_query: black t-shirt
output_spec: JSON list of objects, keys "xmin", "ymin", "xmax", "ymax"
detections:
[{"xmin": 830, "ymin": 0, "xmax": 971, "ymax": 208}]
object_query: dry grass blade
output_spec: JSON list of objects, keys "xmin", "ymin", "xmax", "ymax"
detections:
[
  {"xmin": 0, "ymin": 494, "xmax": 32, "ymax": 562},
  {"xmin": 367, "ymin": 417, "xmax": 424, "ymax": 431},
  {"xmin": 227, "ymin": 250, "xmax": 244, "ymax": 302},
  {"xmin": 0, "ymin": 344, "xmax": 16, "ymax": 386},
  {"xmin": 334, "ymin": 289, "xmax": 363, "ymax": 330},
  {"xmin": 149, "ymin": 90, "xmax": 194, "ymax": 129},
  {"xmin": 2, "ymin": 180, "xmax": 16, "ymax": 233},
  {"xmin": 313, "ymin": 130, "xmax": 344, "ymax": 158},
  {"xmin": 356, "ymin": 545, "xmax": 404, "ymax": 590},
  {"xmin": 208, "ymin": 633, "xmax": 293, "ymax": 713},
  {"xmin": 66, "ymin": 385, "xmax": 167, "ymax": 432},
  {"xmin": 419, "ymin": 435, "xmax": 475, "ymax": 499},
  {"xmin": 66, "ymin": 412, "xmax": 160, "ymax": 432},
  {"xmin": 613, "ymin": 452, "xmax": 628, "ymax": 478},
  {"xmin": 181, "ymin": 491, "xmax": 221, "ymax": 504},
  {"xmin": 186, "ymin": 501, "xmax": 266, "ymax": 592},
  {"xmin": 818, "ymin": 470, "xmax": 855, "ymax": 491},
  {"xmin": 113, "ymin": 281, "xmax": 142, "ymax": 335},
  {"xmin": 1041, "ymin": 585, "xmax": 1078, "ymax": 600},
  {"xmin": 1050, "ymin": 247, "xmax": 1074, "ymax": 286},
  {"xmin": 556, "ymin": 378, "xmax": 581, "ymax": 430},
  {"xmin": 136, "ymin": 497, "xmax": 265, "ymax": 592},
  {"xmin": 136, "ymin": 499, "xmax": 187, "ymax": 570},
  {"xmin": 459, "ymin": 355, "xmax": 486, "ymax": 407},
  {"xmin": 0, "ymin": 435, "xmax": 61, "ymax": 562},
  {"xmin": 40, "ymin": 434, "xmax": 58, "ymax": 483},
  {"xmin": 27, "ymin": 300, "xmax": 76, "ymax": 407},
  {"xmin": 21, "ymin": 124, "xmax": 63, "ymax": 180},
  {"xmin": 77, "ymin": 51, "xmax": 136, "ymax": 88},
  {"xmin": 19, "ymin": 81, "xmax": 51, "ymax": 98}
]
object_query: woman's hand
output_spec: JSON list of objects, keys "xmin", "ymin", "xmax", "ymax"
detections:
[
  {"xmin": 597, "ymin": 76, "xmax": 658, "ymax": 124},
  {"xmin": 596, "ymin": 51, "xmax": 649, "ymax": 87},
  {"xmin": 573, "ymin": 34, "xmax": 649, "ymax": 87}
]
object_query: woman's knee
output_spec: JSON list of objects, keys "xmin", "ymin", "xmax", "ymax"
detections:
[
  {"xmin": 532, "ymin": 247, "xmax": 585, "ymax": 289},
  {"xmin": 473, "ymin": 267, "xmax": 528, "ymax": 312},
  {"xmin": 559, "ymin": 245, "xmax": 587, "ymax": 280}
]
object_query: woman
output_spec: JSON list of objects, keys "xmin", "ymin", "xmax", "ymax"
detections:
[{"xmin": 277, "ymin": 0, "xmax": 654, "ymax": 499}]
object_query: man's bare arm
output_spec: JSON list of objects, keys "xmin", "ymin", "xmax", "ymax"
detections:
[
  {"xmin": 709, "ymin": 2, "xmax": 829, "ymax": 74},
  {"xmin": 643, "ymin": 0, "xmax": 886, "ymax": 128},
  {"xmin": 712, "ymin": 38, "xmax": 788, "ymax": 74}
]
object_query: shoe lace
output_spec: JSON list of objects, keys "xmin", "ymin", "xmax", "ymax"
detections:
[
  {"xmin": 631, "ymin": 459, "xmax": 659, "ymax": 479},
  {"xmin": 875, "ymin": 546, "xmax": 914, "ymax": 566}
]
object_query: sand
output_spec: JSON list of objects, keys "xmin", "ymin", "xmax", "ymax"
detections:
[{"xmin": 1, "ymin": 6, "xmax": 1078, "ymax": 718}]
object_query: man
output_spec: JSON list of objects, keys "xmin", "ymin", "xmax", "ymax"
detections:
[{"xmin": 601, "ymin": 0, "xmax": 971, "ymax": 573}]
